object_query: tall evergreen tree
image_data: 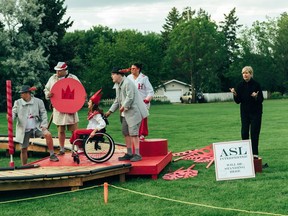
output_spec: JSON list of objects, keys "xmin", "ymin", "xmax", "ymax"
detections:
[
  {"xmin": 220, "ymin": 8, "xmax": 242, "ymax": 64},
  {"xmin": 38, "ymin": 0, "xmax": 73, "ymax": 68},
  {"xmin": 163, "ymin": 9, "xmax": 225, "ymax": 101},
  {"xmin": 161, "ymin": 7, "xmax": 182, "ymax": 50},
  {"xmin": 219, "ymin": 7, "xmax": 242, "ymax": 91}
]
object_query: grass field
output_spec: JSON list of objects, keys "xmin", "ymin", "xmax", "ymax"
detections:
[{"xmin": 0, "ymin": 100, "xmax": 287, "ymax": 216}]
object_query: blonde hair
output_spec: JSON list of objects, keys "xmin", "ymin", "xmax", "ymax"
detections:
[{"xmin": 242, "ymin": 66, "xmax": 253, "ymax": 77}]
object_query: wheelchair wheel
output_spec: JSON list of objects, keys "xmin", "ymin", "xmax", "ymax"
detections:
[{"xmin": 83, "ymin": 132, "xmax": 115, "ymax": 163}]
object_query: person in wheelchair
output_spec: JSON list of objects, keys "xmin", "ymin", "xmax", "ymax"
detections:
[{"xmin": 69, "ymin": 89, "xmax": 106, "ymax": 153}]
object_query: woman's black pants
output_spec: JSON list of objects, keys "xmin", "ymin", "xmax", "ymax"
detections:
[{"xmin": 241, "ymin": 112, "xmax": 262, "ymax": 155}]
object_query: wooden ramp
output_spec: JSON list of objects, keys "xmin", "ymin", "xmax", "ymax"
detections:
[
  {"xmin": 0, "ymin": 164, "xmax": 131, "ymax": 191},
  {"xmin": 0, "ymin": 136, "xmax": 73, "ymax": 155}
]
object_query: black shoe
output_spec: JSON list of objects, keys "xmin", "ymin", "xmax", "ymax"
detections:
[
  {"xmin": 118, "ymin": 153, "xmax": 133, "ymax": 161},
  {"xmin": 130, "ymin": 154, "xmax": 142, "ymax": 162},
  {"xmin": 94, "ymin": 141, "xmax": 101, "ymax": 150}
]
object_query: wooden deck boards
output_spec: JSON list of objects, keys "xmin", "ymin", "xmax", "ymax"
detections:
[{"xmin": 0, "ymin": 165, "xmax": 131, "ymax": 191}]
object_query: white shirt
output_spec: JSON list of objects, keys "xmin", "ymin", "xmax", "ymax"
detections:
[
  {"xmin": 127, "ymin": 73, "xmax": 154, "ymax": 108},
  {"xmin": 87, "ymin": 113, "xmax": 106, "ymax": 130}
]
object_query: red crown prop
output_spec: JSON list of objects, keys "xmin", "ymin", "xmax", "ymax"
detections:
[{"xmin": 62, "ymin": 85, "xmax": 75, "ymax": 99}]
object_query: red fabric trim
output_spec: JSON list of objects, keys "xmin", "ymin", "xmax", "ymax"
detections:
[{"xmin": 87, "ymin": 111, "xmax": 100, "ymax": 120}]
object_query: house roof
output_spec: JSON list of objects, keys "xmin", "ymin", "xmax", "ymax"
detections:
[{"xmin": 161, "ymin": 79, "xmax": 191, "ymax": 87}]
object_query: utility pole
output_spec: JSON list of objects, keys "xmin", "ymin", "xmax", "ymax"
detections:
[
  {"xmin": 184, "ymin": 7, "xmax": 191, "ymax": 22},
  {"xmin": 184, "ymin": 7, "xmax": 195, "ymax": 102}
]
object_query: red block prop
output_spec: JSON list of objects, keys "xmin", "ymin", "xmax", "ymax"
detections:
[
  {"xmin": 6, "ymin": 80, "xmax": 14, "ymax": 167},
  {"xmin": 254, "ymin": 158, "xmax": 262, "ymax": 173},
  {"xmin": 140, "ymin": 139, "xmax": 168, "ymax": 156},
  {"xmin": 50, "ymin": 78, "xmax": 86, "ymax": 113},
  {"xmin": 128, "ymin": 139, "xmax": 172, "ymax": 179}
]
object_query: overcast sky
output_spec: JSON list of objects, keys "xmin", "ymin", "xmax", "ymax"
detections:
[{"xmin": 64, "ymin": 0, "xmax": 288, "ymax": 33}]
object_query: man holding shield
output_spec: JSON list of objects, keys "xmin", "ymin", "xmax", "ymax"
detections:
[{"xmin": 44, "ymin": 62, "xmax": 82, "ymax": 155}]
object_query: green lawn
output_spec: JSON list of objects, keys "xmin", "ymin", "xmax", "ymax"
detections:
[{"xmin": 0, "ymin": 100, "xmax": 287, "ymax": 216}]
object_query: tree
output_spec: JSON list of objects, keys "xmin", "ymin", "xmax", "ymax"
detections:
[
  {"xmin": 0, "ymin": 0, "xmax": 57, "ymax": 111},
  {"xmin": 0, "ymin": 21, "xmax": 10, "ymax": 111},
  {"xmin": 219, "ymin": 8, "xmax": 242, "ymax": 91},
  {"xmin": 274, "ymin": 12, "xmax": 288, "ymax": 92},
  {"xmin": 220, "ymin": 8, "xmax": 242, "ymax": 64},
  {"xmin": 163, "ymin": 9, "xmax": 225, "ymax": 101},
  {"xmin": 74, "ymin": 28, "xmax": 163, "ymax": 98},
  {"xmin": 38, "ymin": 0, "xmax": 73, "ymax": 68},
  {"xmin": 61, "ymin": 26, "xmax": 115, "ymax": 98},
  {"xmin": 161, "ymin": 7, "xmax": 182, "ymax": 50},
  {"xmin": 232, "ymin": 18, "xmax": 280, "ymax": 92},
  {"xmin": 19, "ymin": 0, "xmax": 73, "ymax": 69}
]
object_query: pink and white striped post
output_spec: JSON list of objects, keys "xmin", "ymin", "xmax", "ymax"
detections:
[{"xmin": 6, "ymin": 80, "xmax": 14, "ymax": 167}]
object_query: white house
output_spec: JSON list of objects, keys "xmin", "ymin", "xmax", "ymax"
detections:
[
  {"xmin": 154, "ymin": 79, "xmax": 191, "ymax": 103},
  {"xmin": 154, "ymin": 79, "xmax": 268, "ymax": 103}
]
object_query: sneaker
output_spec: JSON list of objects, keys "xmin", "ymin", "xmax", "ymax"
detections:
[
  {"xmin": 77, "ymin": 149, "xmax": 84, "ymax": 154},
  {"xmin": 130, "ymin": 154, "xmax": 142, "ymax": 162},
  {"xmin": 118, "ymin": 153, "xmax": 133, "ymax": 161},
  {"xmin": 58, "ymin": 150, "xmax": 65, "ymax": 155},
  {"xmin": 50, "ymin": 154, "xmax": 59, "ymax": 162}
]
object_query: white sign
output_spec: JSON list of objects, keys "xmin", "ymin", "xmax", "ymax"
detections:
[{"xmin": 213, "ymin": 140, "xmax": 255, "ymax": 181}]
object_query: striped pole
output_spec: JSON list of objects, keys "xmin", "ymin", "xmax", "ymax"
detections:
[{"xmin": 6, "ymin": 80, "xmax": 14, "ymax": 167}]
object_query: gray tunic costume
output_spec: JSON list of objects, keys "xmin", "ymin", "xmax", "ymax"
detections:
[
  {"xmin": 109, "ymin": 76, "xmax": 149, "ymax": 127},
  {"xmin": 12, "ymin": 97, "xmax": 48, "ymax": 144}
]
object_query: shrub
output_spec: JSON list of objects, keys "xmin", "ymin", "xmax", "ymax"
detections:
[{"xmin": 270, "ymin": 92, "xmax": 283, "ymax": 99}]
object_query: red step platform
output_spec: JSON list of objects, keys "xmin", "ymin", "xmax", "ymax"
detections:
[{"xmin": 128, "ymin": 138, "xmax": 172, "ymax": 179}]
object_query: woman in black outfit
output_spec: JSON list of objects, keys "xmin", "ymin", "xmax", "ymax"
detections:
[{"xmin": 230, "ymin": 66, "xmax": 264, "ymax": 159}]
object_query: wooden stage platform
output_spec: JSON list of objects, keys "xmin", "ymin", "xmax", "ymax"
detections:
[
  {"xmin": 0, "ymin": 136, "xmax": 74, "ymax": 155},
  {"xmin": 0, "ymin": 137, "xmax": 172, "ymax": 191}
]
